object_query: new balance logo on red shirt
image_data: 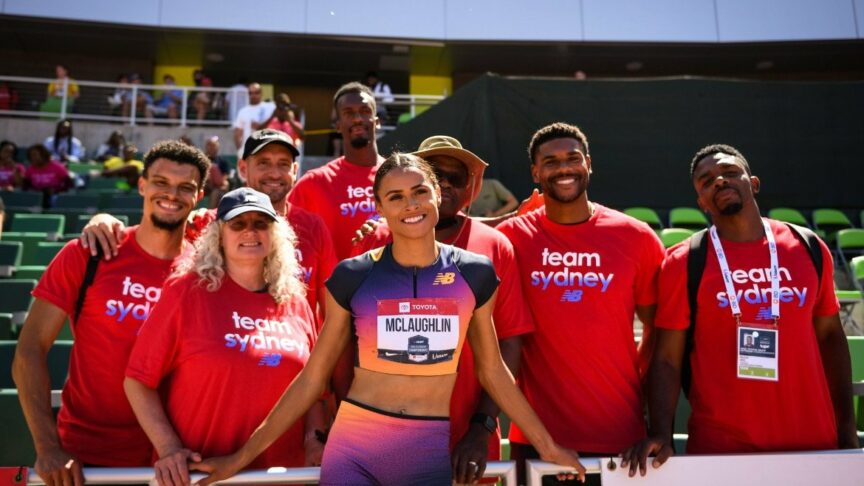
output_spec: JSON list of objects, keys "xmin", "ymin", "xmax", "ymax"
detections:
[{"xmin": 560, "ymin": 290, "xmax": 584, "ymax": 303}]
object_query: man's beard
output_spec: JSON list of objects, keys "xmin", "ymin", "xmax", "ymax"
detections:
[
  {"xmin": 151, "ymin": 213, "xmax": 185, "ymax": 231},
  {"xmin": 719, "ymin": 202, "xmax": 743, "ymax": 216},
  {"xmin": 543, "ymin": 176, "xmax": 586, "ymax": 204},
  {"xmin": 349, "ymin": 136, "xmax": 370, "ymax": 149}
]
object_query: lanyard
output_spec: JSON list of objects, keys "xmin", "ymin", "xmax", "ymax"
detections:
[{"xmin": 709, "ymin": 218, "xmax": 780, "ymax": 325}]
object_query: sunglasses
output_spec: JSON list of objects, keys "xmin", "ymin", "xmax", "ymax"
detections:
[
  {"xmin": 225, "ymin": 217, "xmax": 272, "ymax": 232},
  {"xmin": 433, "ymin": 167, "xmax": 469, "ymax": 189}
]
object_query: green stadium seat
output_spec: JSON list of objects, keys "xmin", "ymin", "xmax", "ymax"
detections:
[
  {"xmin": 812, "ymin": 208, "xmax": 853, "ymax": 244},
  {"xmin": 624, "ymin": 207, "xmax": 663, "ymax": 231},
  {"xmin": 52, "ymin": 194, "xmax": 100, "ymax": 213},
  {"xmin": 767, "ymin": 207, "xmax": 809, "ymax": 227},
  {"xmin": 31, "ymin": 242, "xmax": 65, "ymax": 267},
  {"xmin": 104, "ymin": 194, "xmax": 144, "ymax": 210},
  {"xmin": 669, "ymin": 207, "xmax": 709, "ymax": 231},
  {"xmin": 0, "ymin": 279, "xmax": 36, "ymax": 329},
  {"xmin": 110, "ymin": 209, "xmax": 143, "ymax": 225},
  {"xmin": 87, "ymin": 176, "xmax": 123, "ymax": 191},
  {"xmin": 860, "ymin": 209, "xmax": 864, "ymax": 229},
  {"xmin": 10, "ymin": 214, "xmax": 64, "ymax": 238},
  {"xmin": 0, "ymin": 314, "xmax": 12, "ymax": 340},
  {"xmin": 660, "ymin": 228, "xmax": 695, "ymax": 248},
  {"xmin": 66, "ymin": 162, "xmax": 97, "ymax": 175},
  {"xmin": 0, "ymin": 340, "xmax": 73, "ymax": 389},
  {"xmin": 0, "ymin": 389, "xmax": 36, "ymax": 466},
  {"xmin": 0, "ymin": 191, "xmax": 42, "ymax": 213},
  {"xmin": 12, "ymin": 266, "xmax": 45, "ymax": 282},
  {"xmin": 397, "ymin": 112, "xmax": 413, "ymax": 124},
  {"xmin": 851, "ymin": 256, "xmax": 864, "ymax": 290},
  {"xmin": 837, "ymin": 229, "xmax": 864, "ymax": 284},
  {"xmin": 0, "ymin": 242, "xmax": 23, "ymax": 278},
  {"xmin": 0, "ymin": 233, "xmax": 49, "ymax": 266},
  {"xmin": 848, "ymin": 336, "xmax": 864, "ymax": 430}
]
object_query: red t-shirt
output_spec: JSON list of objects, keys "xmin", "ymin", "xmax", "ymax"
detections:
[
  {"xmin": 266, "ymin": 118, "xmax": 301, "ymax": 144},
  {"xmin": 184, "ymin": 203, "xmax": 336, "ymax": 328},
  {"xmin": 25, "ymin": 161, "xmax": 69, "ymax": 192},
  {"xmin": 352, "ymin": 216, "xmax": 535, "ymax": 459},
  {"xmin": 32, "ymin": 227, "xmax": 181, "ymax": 466},
  {"xmin": 655, "ymin": 219, "xmax": 840, "ymax": 454},
  {"xmin": 126, "ymin": 272, "xmax": 317, "ymax": 468},
  {"xmin": 288, "ymin": 156, "xmax": 380, "ymax": 260},
  {"xmin": 0, "ymin": 162, "xmax": 25, "ymax": 188},
  {"xmin": 497, "ymin": 205, "xmax": 664, "ymax": 453}
]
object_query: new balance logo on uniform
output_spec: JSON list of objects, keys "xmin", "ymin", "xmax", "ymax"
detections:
[
  {"xmin": 258, "ymin": 353, "xmax": 282, "ymax": 367},
  {"xmin": 560, "ymin": 289, "xmax": 584, "ymax": 302},
  {"xmin": 433, "ymin": 272, "xmax": 455, "ymax": 285}
]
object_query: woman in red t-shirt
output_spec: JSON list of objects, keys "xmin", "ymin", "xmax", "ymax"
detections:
[
  {"xmin": 125, "ymin": 188, "xmax": 325, "ymax": 484},
  {"xmin": 23, "ymin": 144, "xmax": 71, "ymax": 195}
]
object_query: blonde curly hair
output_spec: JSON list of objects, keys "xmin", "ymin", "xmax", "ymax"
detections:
[{"xmin": 173, "ymin": 216, "xmax": 306, "ymax": 304}]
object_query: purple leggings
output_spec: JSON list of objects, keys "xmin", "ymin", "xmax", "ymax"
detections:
[{"xmin": 320, "ymin": 399, "xmax": 451, "ymax": 486}]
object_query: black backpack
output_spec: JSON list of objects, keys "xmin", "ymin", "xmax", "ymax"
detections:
[{"xmin": 681, "ymin": 222, "xmax": 823, "ymax": 397}]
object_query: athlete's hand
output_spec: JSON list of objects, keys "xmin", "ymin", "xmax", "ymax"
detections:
[
  {"xmin": 303, "ymin": 436, "xmax": 325, "ymax": 467},
  {"xmin": 34, "ymin": 447, "xmax": 84, "ymax": 486},
  {"xmin": 619, "ymin": 435, "xmax": 673, "ymax": 477},
  {"xmin": 452, "ymin": 425, "xmax": 490, "ymax": 484},
  {"xmin": 79, "ymin": 213, "xmax": 125, "ymax": 259},
  {"xmin": 516, "ymin": 189, "xmax": 544, "ymax": 216},
  {"xmin": 541, "ymin": 445, "xmax": 586, "ymax": 483},
  {"xmin": 351, "ymin": 217, "xmax": 381, "ymax": 245},
  {"xmin": 190, "ymin": 453, "xmax": 244, "ymax": 486},
  {"xmin": 153, "ymin": 447, "xmax": 201, "ymax": 486}
]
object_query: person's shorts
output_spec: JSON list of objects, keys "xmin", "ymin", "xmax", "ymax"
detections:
[{"xmin": 320, "ymin": 398, "xmax": 451, "ymax": 486}]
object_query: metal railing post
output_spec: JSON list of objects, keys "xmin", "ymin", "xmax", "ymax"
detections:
[
  {"xmin": 60, "ymin": 77, "xmax": 69, "ymax": 119},
  {"xmin": 180, "ymin": 87, "xmax": 188, "ymax": 128},
  {"xmin": 130, "ymin": 85, "xmax": 138, "ymax": 126},
  {"xmin": 410, "ymin": 94, "xmax": 416, "ymax": 118}
]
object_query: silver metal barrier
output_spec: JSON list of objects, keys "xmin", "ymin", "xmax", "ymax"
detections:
[{"xmin": 26, "ymin": 461, "xmax": 517, "ymax": 485}]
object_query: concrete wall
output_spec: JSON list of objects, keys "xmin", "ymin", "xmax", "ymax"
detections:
[{"xmin": 3, "ymin": 0, "xmax": 861, "ymax": 42}]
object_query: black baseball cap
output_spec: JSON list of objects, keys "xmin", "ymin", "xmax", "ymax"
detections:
[
  {"xmin": 216, "ymin": 187, "xmax": 278, "ymax": 221},
  {"xmin": 242, "ymin": 129, "xmax": 299, "ymax": 160}
]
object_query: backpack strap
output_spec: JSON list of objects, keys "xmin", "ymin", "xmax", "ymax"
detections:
[
  {"xmin": 784, "ymin": 222, "xmax": 823, "ymax": 291},
  {"xmin": 73, "ymin": 247, "xmax": 103, "ymax": 323},
  {"xmin": 683, "ymin": 229, "xmax": 708, "ymax": 398}
]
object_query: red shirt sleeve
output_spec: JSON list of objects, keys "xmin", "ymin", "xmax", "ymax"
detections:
[
  {"xmin": 32, "ymin": 239, "xmax": 89, "ymax": 318},
  {"xmin": 489, "ymin": 236, "xmax": 535, "ymax": 339},
  {"xmin": 125, "ymin": 277, "xmax": 188, "ymax": 388},
  {"xmin": 633, "ymin": 228, "xmax": 665, "ymax": 306},
  {"xmin": 654, "ymin": 243, "xmax": 691, "ymax": 330},
  {"xmin": 813, "ymin": 237, "xmax": 841, "ymax": 317}
]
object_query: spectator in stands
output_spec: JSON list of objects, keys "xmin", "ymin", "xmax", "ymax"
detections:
[
  {"xmin": 232, "ymin": 82, "xmax": 274, "ymax": 157},
  {"xmin": 621, "ymin": 144, "xmax": 859, "ymax": 477},
  {"xmin": 102, "ymin": 144, "xmax": 143, "ymax": 188},
  {"xmin": 0, "ymin": 140, "xmax": 25, "ymax": 190},
  {"xmin": 495, "ymin": 122, "xmax": 665, "ymax": 485},
  {"xmin": 95, "ymin": 130, "xmax": 126, "ymax": 162},
  {"xmin": 468, "ymin": 178, "xmax": 519, "ymax": 217},
  {"xmin": 203, "ymin": 135, "xmax": 230, "ymax": 206},
  {"xmin": 225, "ymin": 78, "xmax": 249, "ymax": 123},
  {"xmin": 124, "ymin": 187, "xmax": 325, "ymax": 484},
  {"xmin": 12, "ymin": 141, "xmax": 210, "ymax": 485},
  {"xmin": 107, "ymin": 74, "xmax": 130, "ymax": 114},
  {"xmin": 179, "ymin": 135, "xmax": 195, "ymax": 147},
  {"xmin": 365, "ymin": 71, "xmax": 393, "ymax": 122},
  {"xmin": 23, "ymin": 143, "xmax": 72, "ymax": 196},
  {"xmin": 46, "ymin": 64, "xmax": 80, "ymax": 104},
  {"xmin": 327, "ymin": 107, "xmax": 343, "ymax": 157},
  {"xmin": 122, "ymin": 73, "xmax": 152, "ymax": 120},
  {"xmin": 0, "ymin": 80, "xmax": 19, "ymax": 110},
  {"xmin": 44, "ymin": 119, "xmax": 84, "ymax": 163},
  {"xmin": 147, "ymin": 74, "xmax": 183, "ymax": 120},
  {"xmin": 0, "ymin": 196, "xmax": 4, "ymax": 239},
  {"xmin": 265, "ymin": 93, "xmax": 305, "ymax": 146},
  {"xmin": 192, "ymin": 69, "xmax": 215, "ymax": 121}
]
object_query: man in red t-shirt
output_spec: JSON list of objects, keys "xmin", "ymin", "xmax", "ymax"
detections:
[
  {"xmin": 288, "ymin": 82, "xmax": 384, "ymax": 261},
  {"xmin": 621, "ymin": 144, "xmax": 859, "ymax": 477},
  {"xmin": 81, "ymin": 129, "xmax": 337, "ymax": 328},
  {"xmin": 495, "ymin": 123, "xmax": 664, "ymax": 485},
  {"xmin": 352, "ymin": 135, "xmax": 535, "ymax": 484},
  {"xmin": 12, "ymin": 141, "xmax": 210, "ymax": 485}
]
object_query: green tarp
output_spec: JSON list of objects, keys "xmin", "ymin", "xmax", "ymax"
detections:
[{"xmin": 380, "ymin": 74, "xmax": 863, "ymax": 211}]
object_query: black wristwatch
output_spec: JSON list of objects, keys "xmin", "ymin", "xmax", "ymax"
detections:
[{"xmin": 470, "ymin": 413, "xmax": 497, "ymax": 434}]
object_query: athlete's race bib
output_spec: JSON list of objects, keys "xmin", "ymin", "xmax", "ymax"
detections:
[{"xmin": 376, "ymin": 298, "xmax": 459, "ymax": 365}]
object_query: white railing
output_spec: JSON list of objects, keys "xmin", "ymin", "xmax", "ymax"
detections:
[
  {"xmin": 527, "ymin": 449, "xmax": 864, "ymax": 485},
  {"xmin": 374, "ymin": 93, "xmax": 445, "ymax": 132},
  {"xmin": 25, "ymin": 461, "xmax": 516, "ymax": 485},
  {"xmin": 0, "ymin": 75, "xmax": 238, "ymax": 128}
]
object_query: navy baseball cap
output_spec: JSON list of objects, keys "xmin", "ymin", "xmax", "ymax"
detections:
[
  {"xmin": 216, "ymin": 187, "xmax": 278, "ymax": 221},
  {"xmin": 242, "ymin": 129, "xmax": 299, "ymax": 159}
]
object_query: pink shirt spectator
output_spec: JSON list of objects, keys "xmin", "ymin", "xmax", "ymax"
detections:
[
  {"xmin": 0, "ymin": 163, "xmax": 25, "ymax": 189},
  {"xmin": 25, "ymin": 160, "xmax": 70, "ymax": 192}
]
